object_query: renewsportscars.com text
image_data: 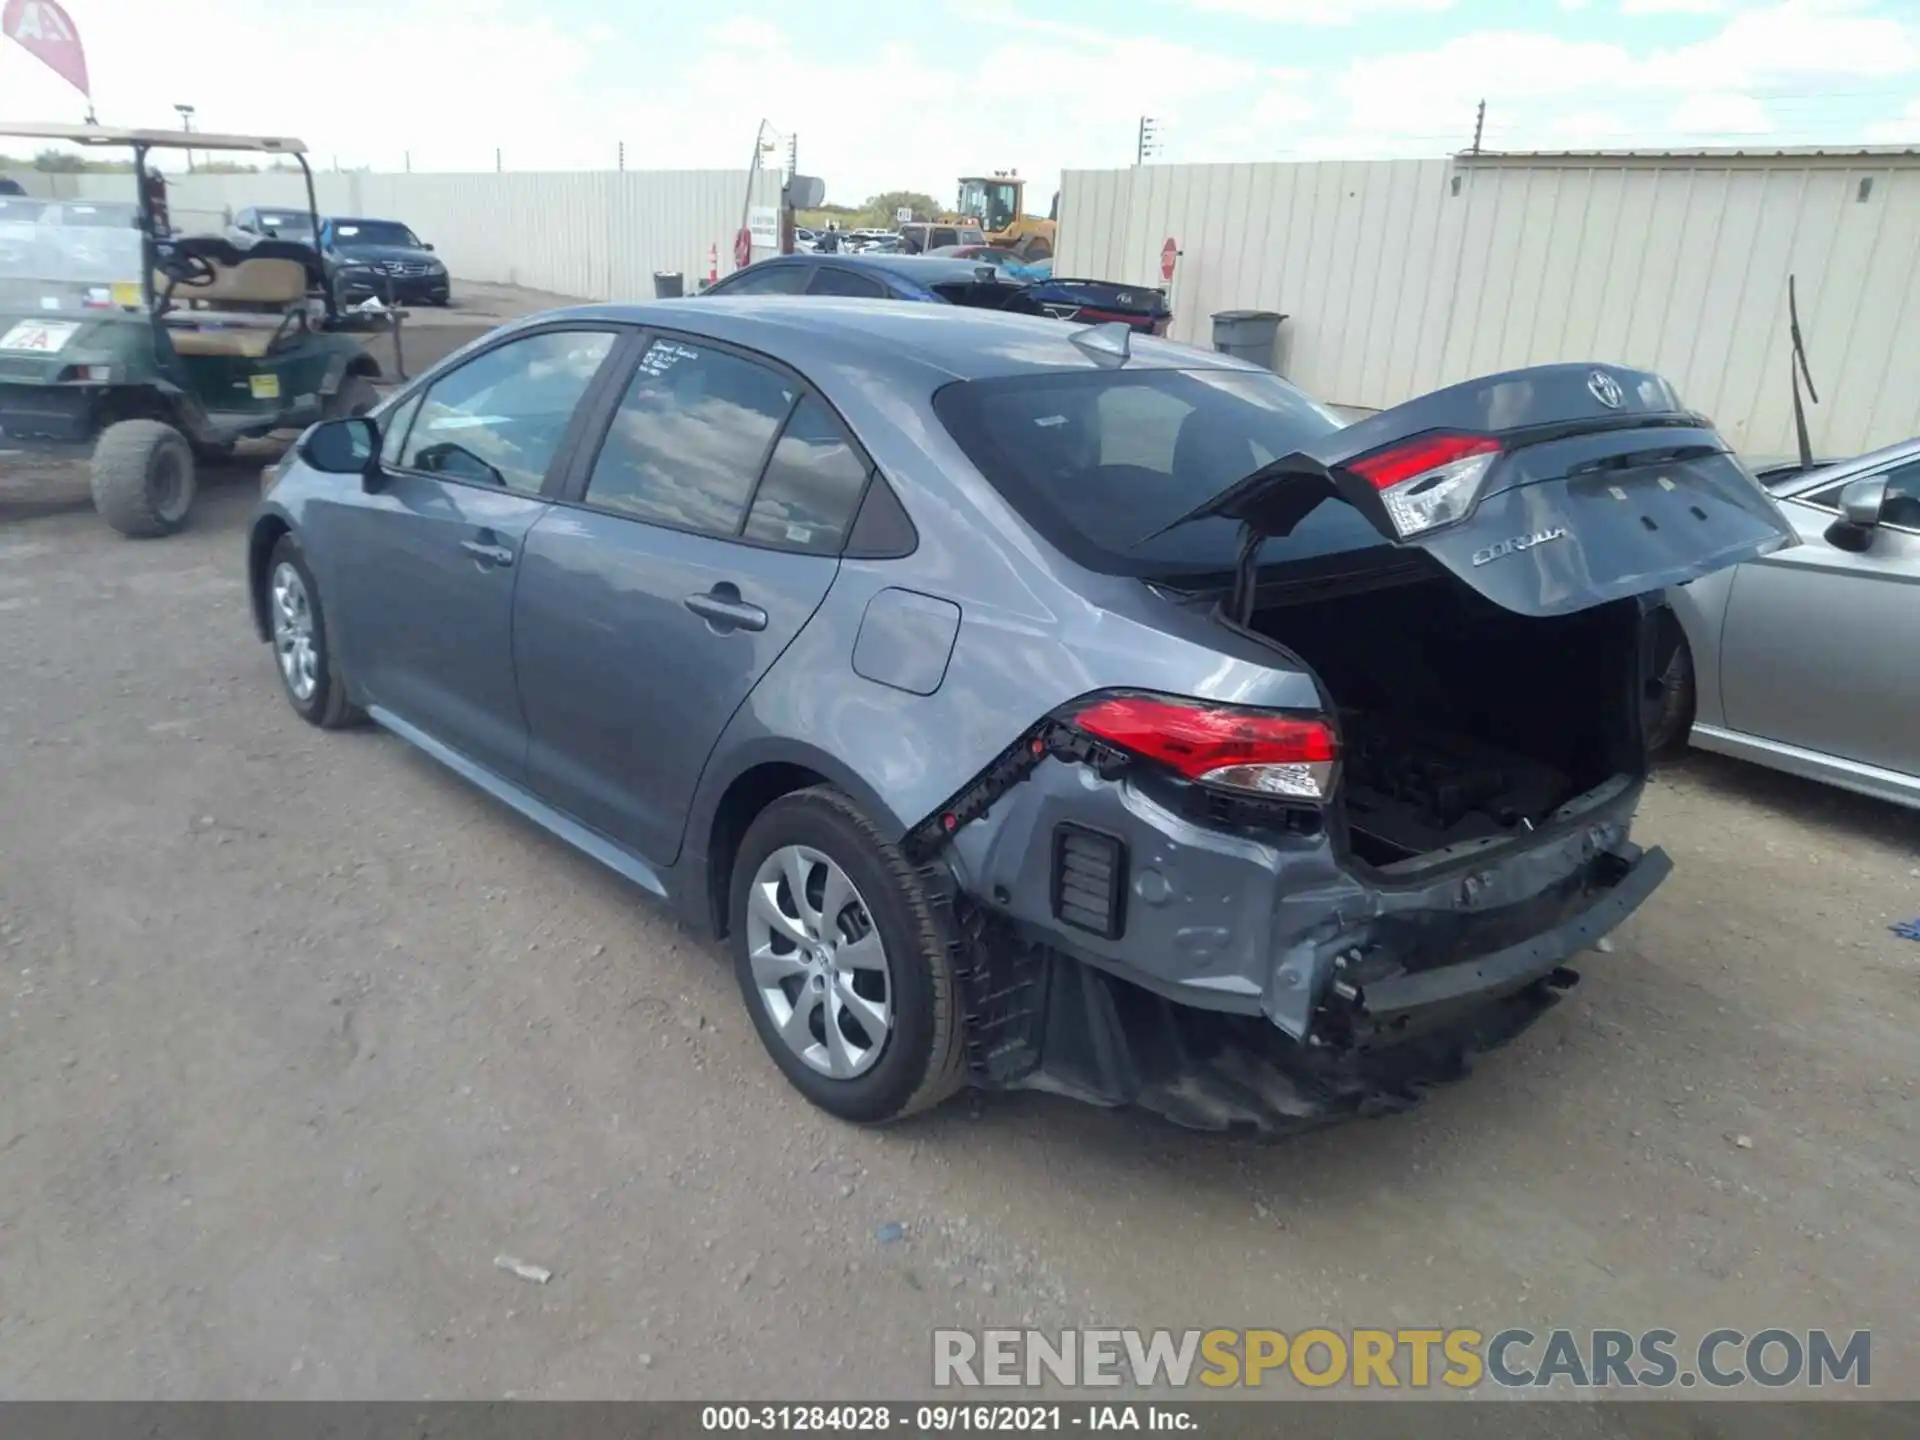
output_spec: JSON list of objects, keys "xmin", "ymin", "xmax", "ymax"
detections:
[{"xmin": 932, "ymin": 1327, "xmax": 1872, "ymax": 1391}]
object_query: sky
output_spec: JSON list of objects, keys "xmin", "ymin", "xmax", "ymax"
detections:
[{"xmin": 2, "ymin": 0, "xmax": 1917, "ymax": 205}]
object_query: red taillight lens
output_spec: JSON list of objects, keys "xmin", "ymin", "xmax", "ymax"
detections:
[
  {"xmin": 1068, "ymin": 694, "xmax": 1337, "ymax": 801},
  {"xmin": 1348, "ymin": 433, "xmax": 1499, "ymax": 489},
  {"xmin": 1344, "ymin": 431, "xmax": 1501, "ymax": 538}
]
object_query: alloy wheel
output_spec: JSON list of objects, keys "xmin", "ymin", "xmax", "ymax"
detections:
[
  {"xmin": 270, "ymin": 561, "xmax": 318, "ymax": 702},
  {"xmin": 744, "ymin": 845, "xmax": 893, "ymax": 1079}
]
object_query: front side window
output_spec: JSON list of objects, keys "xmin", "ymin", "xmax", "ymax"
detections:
[
  {"xmin": 582, "ymin": 338, "xmax": 796, "ymax": 535},
  {"xmin": 399, "ymin": 329, "xmax": 616, "ymax": 493},
  {"xmin": 808, "ymin": 267, "xmax": 887, "ymax": 298},
  {"xmin": 1807, "ymin": 456, "xmax": 1920, "ymax": 531},
  {"xmin": 744, "ymin": 396, "xmax": 871, "ymax": 554}
]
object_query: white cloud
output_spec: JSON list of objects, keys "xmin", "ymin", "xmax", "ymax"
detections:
[
  {"xmin": 1183, "ymin": 0, "xmax": 1455, "ymax": 23},
  {"xmin": 3, "ymin": 0, "xmax": 1913, "ymax": 205},
  {"xmin": 1669, "ymin": 91, "xmax": 1773, "ymax": 133},
  {"xmin": 1621, "ymin": 0, "xmax": 1742, "ymax": 13},
  {"xmin": 705, "ymin": 16, "xmax": 783, "ymax": 49},
  {"xmin": 1639, "ymin": 0, "xmax": 1920, "ymax": 89}
]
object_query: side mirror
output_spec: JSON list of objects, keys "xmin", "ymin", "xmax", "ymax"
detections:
[
  {"xmin": 299, "ymin": 416, "xmax": 379, "ymax": 483},
  {"xmin": 1824, "ymin": 474, "xmax": 1888, "ymax": 553},
  {"xmin": 1839, "ymin": 474, "xmax": 1887, "ymax": 527},
  {"xmin": 423, "ymin": 242, "xmax": 435, "ymax": 252}
]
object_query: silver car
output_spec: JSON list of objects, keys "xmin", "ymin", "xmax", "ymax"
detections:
[{"xmin": 1659, "ymin": 438, "xmax": 1920, "ymax": 809}]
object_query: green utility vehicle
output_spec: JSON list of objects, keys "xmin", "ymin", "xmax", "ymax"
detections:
[{"xmin": 0, "ymin": 123, "xmax": 382, "ymax": 537}]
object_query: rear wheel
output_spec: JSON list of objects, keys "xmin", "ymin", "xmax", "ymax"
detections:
[
  {"xmin": 1645, "ymin": 620, "xmax": 1696, "ymax": 758},
  {"xmin": 90, "ymin": 420, "xmax": 196, "ymax": 538},
  {"xmin": 730, "ymin": 787, "xmax": 968, "ymax": 1124}
]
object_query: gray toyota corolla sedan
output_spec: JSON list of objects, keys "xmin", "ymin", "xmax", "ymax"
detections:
[{"xmin": 247, "ymin": 300, "xmax": 1796, "ymax": 1131}]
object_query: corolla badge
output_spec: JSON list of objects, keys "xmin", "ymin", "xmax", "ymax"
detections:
[
  {"xmin": 1472, "ymin": 527, "xmax": 1568, "ymax": 567},
  {"xmin": 1588, "ymin": 369, "xmax": 1625, "ymax": 409}
]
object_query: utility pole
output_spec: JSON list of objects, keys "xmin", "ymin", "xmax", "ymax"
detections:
[
  {"xmin": 404, "ymin": 150, "xmax": 412, "ymax": 174},
  {"xmin": 1137, "ymin": 116, "xmax": 1160, "ymax": 165},
  {"xmin": 173, "ymin": 103, "xmax": 195, "ymax": 172},
  {"xmin": 618, "ymin": 141, "xmax": 625, "ymax": 172},
  {"xmin": 495, "ymin": 148, "xmax": 503, "ymax": 173},
  {"xmin": 786, "ymin": 133, "xmax": 797, "ymax": 179},
  {"xmin": 1471, "ymin": 99, "xmax": 1486, "ymax": 155}
]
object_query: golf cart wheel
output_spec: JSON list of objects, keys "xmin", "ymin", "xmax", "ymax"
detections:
[
  {"xmin": 266, "ymin": 533, "xmax": 363, "ymax": 729},
  {"xmin": 730, "ymin": 786, "xmax": 968, "ymax": 1125},
  {"xmin": 91, "ymin": 420, "xmax": 196, "ymax": 538},
  {"xmin": 328, "ymin": 373, "xmax": 380, "ymax": 420}
]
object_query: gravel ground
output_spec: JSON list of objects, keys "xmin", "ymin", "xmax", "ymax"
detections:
[{"xmin": 0, "ymin": 482, "xmax": 1915, "ymax": 1422}]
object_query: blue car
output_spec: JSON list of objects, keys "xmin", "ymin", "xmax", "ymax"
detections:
[
  {"xmin": 248, "ymin": 299, "xmax": 1792, "ymax": 1131},
  {"xmin": 708, "ymin": 252, "xmax": 1167, "ymax": 334}
]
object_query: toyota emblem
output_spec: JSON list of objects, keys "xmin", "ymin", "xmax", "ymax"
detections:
[{"xmin": 1588, "ymin": 369, "xmax": 1625, "ymax": 409}]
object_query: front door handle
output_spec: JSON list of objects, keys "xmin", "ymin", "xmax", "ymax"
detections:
[
  {"xmin": 460, "ymin": 539, "xmax": 515, "ymax": 568},
  {"xmin": 684, "ymin": 584, "xmax": 767, "ymax": 633}
]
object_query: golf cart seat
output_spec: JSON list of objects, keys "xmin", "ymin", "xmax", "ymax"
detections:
[{"xmin": 158, "ymin": 252, "xmax": 310, "ymax": 358}]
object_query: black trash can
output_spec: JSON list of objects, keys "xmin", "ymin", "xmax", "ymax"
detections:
[
  {"xmin": 653, "ymin": 270, "xmax": 685, "ymax": 299},
  {"xmin": 1210, "ymin": 309, "xmax": 1286, "ymax": 370}
]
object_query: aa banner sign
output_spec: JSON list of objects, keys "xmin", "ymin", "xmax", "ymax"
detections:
[{"xmin": 3, "ymin": 0, "xmax": 91, "ymax": 99}]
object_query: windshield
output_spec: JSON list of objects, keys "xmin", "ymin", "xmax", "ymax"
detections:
[
  {"xmin": 0, "ymin": 194, "xmax": 147, "ymax": 313},
  {"xmin": 956, "ymin": 179, "xmax": 1019, "ymax": 233},
  {"xmin": 330, "ymin": 219, "xmax": 420, "ymax": 249},
  {"xmin": 934, "ymin": 367, "xmax": 1366, "ymax": 577},
  {"xmin": 254, "ymin": 211, "xmax": 314, "ymax": 237}
]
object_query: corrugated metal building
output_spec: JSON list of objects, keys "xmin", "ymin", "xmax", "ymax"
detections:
[
  {"xmin": 31, "ymin": 166, "xmax": 785, "ymax": 301},
  {"xmin": 1056, "ymin": 148, "xmax": 1920, "ymax": 461}
]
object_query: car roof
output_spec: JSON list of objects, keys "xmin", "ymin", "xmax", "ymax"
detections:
[
  {"xmin": 760, "ymin": 252, "xmax": 1011, "ymax": 285},
  {"xmin": 523, "ymin": 296, "xmax": 1247, "ymax": 386}
]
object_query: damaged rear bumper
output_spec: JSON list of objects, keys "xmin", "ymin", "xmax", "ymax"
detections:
[{"xmin": 930, "ymin": 754, "xmax": 1669, "ymax": 1131}]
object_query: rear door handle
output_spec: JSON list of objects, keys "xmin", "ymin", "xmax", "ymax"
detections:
[
  {"xmin": 460, "ymin": 539, "xmax": 515, "ymax": 568},
  {"xmin": 684, "ymin": 584, "xmax": 768, "ymax": 633}
]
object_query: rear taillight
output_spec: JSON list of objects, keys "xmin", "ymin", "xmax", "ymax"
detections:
[
  {"xmin": 1346, "ymin": 431, "xmax": 1501, "ymax": 538},
  {"xmin": 1066, "ymin": 693, "xmax": 1338, "ymax": 802}
]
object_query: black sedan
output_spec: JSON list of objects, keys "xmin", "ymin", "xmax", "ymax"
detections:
[
  {"xmin": 706, "ymin": 253, "xmax": 1170, "ymax": 335},
  {"xmin": 319, "ymin": 216, "xmax": 450, "ymax": 307}
]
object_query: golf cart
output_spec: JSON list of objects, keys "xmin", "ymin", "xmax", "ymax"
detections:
[{"xmin": 0, "ymin": 123, "xmax": 383, "ymax": 537}]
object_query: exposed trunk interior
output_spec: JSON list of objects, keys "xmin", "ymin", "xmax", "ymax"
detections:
[{"xmin": 1251, "ymin": 570, "xmax": 1645, "ymax": 868}]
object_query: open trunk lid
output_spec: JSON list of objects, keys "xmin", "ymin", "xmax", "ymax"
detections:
[{"xmin": 1170, "ymin": 363, "xmax": 1797, "ymax": 618}]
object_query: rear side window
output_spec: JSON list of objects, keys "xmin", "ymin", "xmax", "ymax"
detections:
[
  {"xmin": 933, "ymin": 368, "xmax": 1356, "ymax": 577},
  {"xmin": 744, "ymin": 396, "xmax": 871, "ymax": 554},
  {"xmin": 583, "ymin": 338, "xmax": 796, "ymax": 536},
  {"xmin": 717, "ymin": 264, "xmax": 810, "ymax": 296},
  {"xmin": 808, "ymin": 267, "xmax": 887, "ymax": 298}
]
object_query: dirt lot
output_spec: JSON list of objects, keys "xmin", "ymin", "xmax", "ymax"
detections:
[{"xmin": 0, "ymin": 474, "xmax": 1916, "ymax": 1420}]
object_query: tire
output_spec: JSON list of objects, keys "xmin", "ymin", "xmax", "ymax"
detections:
[
  {"xmin": 328, "ymin": 373, "xmax": 380, "ymax": 420},
  {"xmin": 1645, "ymin": 621, "xmax": 1696, "ymax": 758},
  {"xmin": 264, "ymin": 533, "xmax": 363, "ymax": 729},
  {"xmin": 90, "ymin": 419, "xmax": 196, "ymax": 538},
  {"xmin": 730, "ymin": 786, "xmax": 968, "ymax": 1124}
]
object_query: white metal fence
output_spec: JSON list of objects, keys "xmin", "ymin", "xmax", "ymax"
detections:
[
  {"xmin": 1056, "ymin": 152, "xmax": 1920, "ymax": 462},
  {"xmin": 10, "ymin": 165, "xmax": 784, "ymax": 299}
]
